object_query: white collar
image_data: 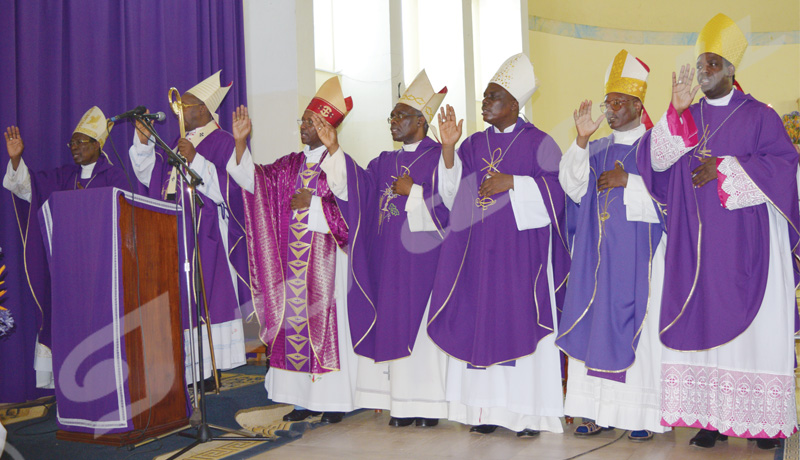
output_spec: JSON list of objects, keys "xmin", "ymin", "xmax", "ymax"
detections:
[
  {"xmin": 303, "ymin": 144, "xmax": 327, "ymax": 163},
  {"xmin": 612, "ymin": 124, "xmax": 646, "ymax": 145},
  {"xmin": 705, "ymin": 88, "xmax": 735, "ymax": 107},
  {"xmin": 402, "ymin": 140, "xmax": 423, "ymax": 152},
  {"xmin": 80, "ymin": 162, "xmax": 96, "ymax": 179},
  {"xmin": 493, "ymin": 123, "xmax": 516, "ymax": 134}
]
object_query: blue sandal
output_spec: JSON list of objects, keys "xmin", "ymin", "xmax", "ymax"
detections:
[{"xmin": 574, "ymin": 421, "xmax": 602, "ymax": 436}]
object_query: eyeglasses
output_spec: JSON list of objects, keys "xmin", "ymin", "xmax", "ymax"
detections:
[
  {"xmin": 297, "ymin": 119, "xmax": 314, "ymax": 128},
  {"xmin": 599, "ymin": 98, "xmax": 636, "ymax": 113},
  {"xmin": 181, "ymin": 103, "xmax": 203, "ymax": 110},
  {"xmin": 387, "ymin": 113, "xmax": 420, "ymax": 124},
  {"xmin": 67, "ymin": 139, "xmax": 95, "ymax": 148}
]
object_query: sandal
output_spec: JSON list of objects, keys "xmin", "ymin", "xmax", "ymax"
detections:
[
  {"xmin": 628, "ymin": 430, "xmax": 653, "ymax": 441},
  {"xmin": 574, "ymin": 421, "xmax": 603, "ymax": 436}
]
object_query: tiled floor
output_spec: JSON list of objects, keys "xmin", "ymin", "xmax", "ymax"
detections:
[{"xmin": 252, "ymin": 410, "xmax": 777, "ymax": 459}]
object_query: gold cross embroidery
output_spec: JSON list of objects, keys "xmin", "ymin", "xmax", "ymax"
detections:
[{"xmin": 695, "ymin": 125, "xmax": 712, "ymax": 159}]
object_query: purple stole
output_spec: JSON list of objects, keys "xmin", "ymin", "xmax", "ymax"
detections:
[
  {"xmin": 555, "ymin": 135, "xmax": 662, "ymax": 382},
  {"xmin": 636, "ymin": 91, "xmax": 800, "ymax": 350},
  {"xmin": 428, "ymin": 119, "xmax": 570, "ymax": 367},
  {"xmin": 243, "ymin": 152, "xmax": 347, "ymax": 373}
]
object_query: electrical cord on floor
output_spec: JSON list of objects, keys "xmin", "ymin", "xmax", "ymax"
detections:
[
  {"xmin": 10, "ymin": 402, "xmax": 58, "ymax": 436},
  {"xmin": 562, "ymin": 431, "xmax": 627, "ymax": 460}
]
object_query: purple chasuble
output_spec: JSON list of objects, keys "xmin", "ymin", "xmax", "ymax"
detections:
[
  {"xmin": 337, "ymin": 136, "xmax": 449, "ymax": 362},
  {"xmin": 428, "ymin": 119, "xmax": 570, "ymax": 367},
  {"xmin": 143, "ymin": 137, "xmax": 240, "ymax": 336},
  {"xmin": 242, "ymin": 152, "xmax": 347, "ymax": 373},
  {"xmin": 14, "ymin": 156, "xmax": 129, "ymax": 352},
  {"xmin": 161, "ymin": 129, "xmax": 251, "ymax": 307},
  {"xmin": 556, "ymin": 135, "xmax": 662, "ymax": 382},
  {"xmin": 636, "ymin": 91, "xmax": 800, "ymax": 351}
]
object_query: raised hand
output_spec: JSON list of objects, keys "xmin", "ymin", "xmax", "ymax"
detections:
[
  {"xmin": 479, "ymin": 171, "xmax": 514, "ymax": 198},
  {"xmin": 232, "ymin": 105, "xmax": 251, "ymax": 143},
  {"xmin": 310, "ymin": 113, "xmax": 339, "ymax": 154},
  {"xmin": 438, "ymin": 105, "xmax": 463, "ymax": 169},
  {"xmin": 232, "ymin": 105, "xmax": 251, "ymax": 163},
  {"xmin": 4, "ymin": 126, "xmax": 24, "ymax": 170},
  {"xmin": 438, "ymin": 105, "xmax": 463, "ymax": 147},
  {"xmin": 291, "ymin": 188, "xmax": 313, "ymax": 210},
  {"xmin": 672, "ymin": 64, "xmax": 700, "ymax": 116},
  {"xmin": 597, "ymin": 161, "xmax": 629, "ymax": 191},
  {"xmin": 391, "ymin": 173, "xmax": 414, "ymax": 196},
  {"xmin": 574, "ymin": 100, "xmax": 604, "ymax": 149}
]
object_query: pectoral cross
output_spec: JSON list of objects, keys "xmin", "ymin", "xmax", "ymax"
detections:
[{"xmin": 695, "ymin": 125, "xmax": 712, "ymax": 159}]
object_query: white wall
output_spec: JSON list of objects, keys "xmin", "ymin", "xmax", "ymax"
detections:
[{"xmin": 243, "ymin": 0, "xmax": 316, "ymax": 164}]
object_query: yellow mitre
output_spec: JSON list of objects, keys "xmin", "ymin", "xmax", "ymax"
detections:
[
  {"xmin": 695, "ymin": 13, "xmax": 748, "ymax": 69},
  {"xmin": 185, "ymin": 70, "xmax": 232, "ymax": 121},
  {"xmin": 73, "ymin": 106, "xmax": 111, "ymax": 148},
  {"xmin": 398, "ymin": 70, "xmax": 447, "ymax": 123},
  {"xmin": 490, "ymin": 53, "xmax": 538, "ymax": 105},
  {"xmin": 604, "ymin": 50, "xmax": 649, "ymax": 102}
]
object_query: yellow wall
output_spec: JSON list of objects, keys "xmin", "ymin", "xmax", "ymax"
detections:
[{"xmin": 527, "ymin": 1, "xmax": 800, "ymax": 149}]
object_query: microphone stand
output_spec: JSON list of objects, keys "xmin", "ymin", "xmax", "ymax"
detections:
[{"xmin": 134, "ymin": 116, "xmax": 269, "ymax": 457}]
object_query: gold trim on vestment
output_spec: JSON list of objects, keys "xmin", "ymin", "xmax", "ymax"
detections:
[{"xmin": 349, "ymin": 157, "xmax": 378, "ymax": 351}]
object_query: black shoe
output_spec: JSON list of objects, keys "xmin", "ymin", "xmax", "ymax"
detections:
[
  {"xmin": 415, "ymin": 418, "xmax": 439, "ymax": 427},
  {"xmin": 388, "ymin": 417, "xmax": 415, "ymax": 427},
  {"xmin": 191, "ymin": 369, "xmax": 222, "ymax": 392},
  {"xmin": 755, "ymin": 438, "xmax": 781, "ymax": 450},
  {"xmin": 689, "ymin": 429, "xmax": 727, "ymax": 448},
  {"xmin": 321, "ymin": 412, "xmax": 345, "ymax": 423},
  {"xmin": 283, "ymin": 409, "xmax": 321, "ymax": 422},
  {"xmin": 469, "ymin": 424, "xmax": 498, "ymax": 434},
  {"xmin": 517, "ymin": 429, "xmax": 540, "ymax": 438}
]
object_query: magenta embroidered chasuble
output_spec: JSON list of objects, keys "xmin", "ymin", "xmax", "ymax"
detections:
[{"xmin": 243, "ymin": 152, "xmax": 348, "ymax": 374}]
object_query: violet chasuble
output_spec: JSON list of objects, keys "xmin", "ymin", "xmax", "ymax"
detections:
[
  {"xmin": 556, "ymin": 135, "xmax": 663, "ymax": 382},
  {"xmin": 336, "ymin": 136, "xmax": 449, "ymax": 363},
  {"xmin": 637, "ymin": 91, "xmax": 800, "ymax": 438},
  {"xmin": 428, "ymin": 119, "xmax": 570, "ymax": 367},
  {"xmin": 243, "ymin": 152, "xmax": 348, "ymax": 373}
]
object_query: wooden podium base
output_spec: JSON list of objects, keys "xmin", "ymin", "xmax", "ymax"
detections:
[{"xmin": 56, "ymin": 418, "xmax": 189, "ymax": 447}]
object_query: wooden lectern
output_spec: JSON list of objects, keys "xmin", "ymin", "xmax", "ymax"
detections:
[{"xmin": 44, "ymin": 189, "xmax": 188, "ymax": 446}]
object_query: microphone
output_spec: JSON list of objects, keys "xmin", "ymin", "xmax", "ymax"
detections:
[
  {"xmin": 140, "ymin": 112, "xmax": 166, "ymax": 122},
  {"xmin": 108, "ymin": 106, "xmax": 147, "ymax": 122}
]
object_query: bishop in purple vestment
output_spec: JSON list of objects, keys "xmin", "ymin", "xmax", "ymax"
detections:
[
  {"xmin": 429, "ymin": 54, "xmax": 570, "ymax": 435},
  {"xmin": 636, "ymin": 14, "xmax": 799, "ymax": 446},
  {"xmin": 228, "ymin": 77, "xmax": 356, "ymax": 423},
  {"xmin": 129, "ymin": 73, "xmax": 248, "ymax": 384},
  {"xmin": 557, "ymin": 50, "xmax": 668, "ymax": 438},
  {"xmin": 318, "ymin": 70, "xmax": 450, "ymax": 426},
  {"xmin": 3, "ymin": 107, "xmax": 130, "ymax": 391}
]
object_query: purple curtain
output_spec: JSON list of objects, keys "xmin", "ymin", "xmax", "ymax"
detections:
[{"xmin": 0, "ymin": 0, "xmax": 247, "ymax": 404}]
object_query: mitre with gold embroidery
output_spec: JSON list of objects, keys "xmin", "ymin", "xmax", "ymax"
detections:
[
  {"xmin": 73, "ymin": 106, "xmax": 111, "ymax": 147},
  {"xmin": 397, "ymin": 70, "xmax": 447, "ymax": 123},
  {"xmin": 306, "ymin": 76, "xmax": 353, "ymax": 128},
  {"xmin": 490, "ymin": 53, "xmax": 537, "ymax": 105}
]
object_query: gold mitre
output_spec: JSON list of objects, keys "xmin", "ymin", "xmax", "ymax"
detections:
[
  {"xmin": 490, "ymin": 53, "xmax": 538, "ymax": 105},
  {"xmin": 73, "ymin": 106, "xmax": 111, "ymax": 147},
  {"xmin": 306, "ymin": 76, "xmax": 353, "ymax": 128},
  {"xmin": 185, "ymin": 70, "xmax": 232, "ymax": 119},
  {"xmin": 398, "ymin": 70, "xmax": 447, "ymax": 123},
  {"xmin": 604, "ymin": 50, "xmax": 649, "ymax": 102},
  {"xmin": 695, "ymin": 13, "xmax": 748, "ymax": 69}
]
